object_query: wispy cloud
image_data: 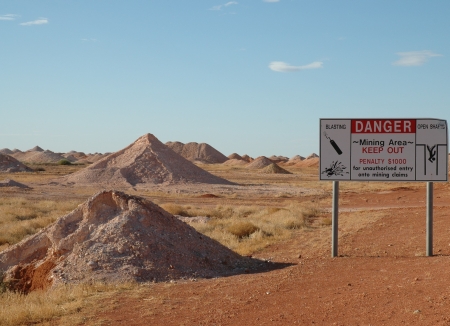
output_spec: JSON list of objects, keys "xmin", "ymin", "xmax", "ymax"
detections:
[
  {"xmin": 0, "ymin": 14, "xmax": 19, "ymax": 21},
  {"xmin": 269, "ymin": 61, "xmax": 323, "ymax": 72},
  {"xmin": 20, "ymin": 18, "xmax": 48, "ymax": 26},
  {"xmin": 263, "ymin": 0, "xmax": 280, "ymax": 2},
  {"xmin": 82, "ymin": 38, "xmax": 97, "ymax": 42},
  {"xmin": 393, "ymin": 51, "xmax": 442, "ymax": 66},
  {"xmin": 209, "ymin": 1, "xmax": 238, "ymax": 11}
]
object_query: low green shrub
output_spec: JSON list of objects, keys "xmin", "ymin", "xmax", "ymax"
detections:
[{"xmin": 57, "ymin": 159, "xmax": 72, "ymax": 165}]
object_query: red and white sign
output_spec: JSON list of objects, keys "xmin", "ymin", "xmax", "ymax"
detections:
[
  {"xmin": 320, "ymin": 118, "xmax": 448, "ymax": 181},
  {"xmin": 351, "ymin": 119, "xmax": 416, "ymax": 133}
]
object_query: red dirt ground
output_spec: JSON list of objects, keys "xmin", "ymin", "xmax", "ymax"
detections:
[{"xmin": 63, "ymin": 185, "xmax": 450, "ymax": 325}]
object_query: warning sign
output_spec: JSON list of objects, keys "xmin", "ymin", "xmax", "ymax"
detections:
[{"xmin": 320, "ymin": 119, "xmax": 448, "ymax": 181}]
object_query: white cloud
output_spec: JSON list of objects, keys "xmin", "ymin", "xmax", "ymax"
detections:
[
  {"xmin": 20, "ymin": 18, "xmax": 48, "ymax": 26},
  {"xmin": 269, "ymin": 61, "xmax": 323, "ymax": 72},
  {"xmin": 393, "ymin": 51, "xmax": 442, "ymax": 66},
  {"xmin": 0, "ymin": 14, "xmax": 18, "ymax": 21},
  {"xmin": 263, "ymin": 0, "xmax": 280, "ymax": 2},
  {"xmin": 209, "ymin": 1, "xmax": 238, "ymax": 10}
]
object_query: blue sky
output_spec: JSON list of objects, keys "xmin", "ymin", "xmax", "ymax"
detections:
[{"xmin": 1, "ymin": 1, "xmax": 449, "ymax": 157}]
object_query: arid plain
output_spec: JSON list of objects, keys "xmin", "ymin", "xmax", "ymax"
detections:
[{"xmin": 1, "ymin": 135, "xmax": 450, "ymax": 325}]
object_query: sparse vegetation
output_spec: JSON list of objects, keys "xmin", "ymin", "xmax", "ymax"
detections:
[
  {"xmin": 0, "ymin": 282, "xmax": 137, "ymax": 326},
  {"xmin": 160, "ymin": 203, "xmax": 191, "ymax": 217},
  {"xmin": 177, "ymin": 203, "xmax": 322, "ymax": 255},
  {"xmin": 57, "ymin": 159, "xmax": 72, "ymax": 165},
  {"xmin": 0, "ymin": 198, "xmax": 79, "ymax": 248},
  {"xmin": 227, "ymin": 221, "xmax": 259, "ymax": 238}
]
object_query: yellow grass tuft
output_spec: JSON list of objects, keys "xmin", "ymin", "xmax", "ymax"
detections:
[
  {"xmin": 159, "ymin": 203, "xmax": 191, "ymax": 217},
  {"xmin": 0, "ymin": 282, "xmax": 138, "ymax": 326},
  {"xmin": 227, "ymin": 221, "xmax": 259, "ymax": 238}
]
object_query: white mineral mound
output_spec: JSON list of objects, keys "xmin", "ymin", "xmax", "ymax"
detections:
[
  {"xmin": 0, "ymin": 190, "xmax": 250, "ymax": 293},
  {"xmin": 63, "ymin": 133, "xmax": 233, "ymax": 186}
]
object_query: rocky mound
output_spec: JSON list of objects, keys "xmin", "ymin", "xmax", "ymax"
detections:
[
  {"xmin": 0, "ymin": 190, "xmax": 251, "ymax": 293},
  {"xmin": 0, "ymin": 179, "xmax": 30, "ymax": 188},
  {"xmin": 165, "ymin": 141, "xmax": 185, "ymax": 154},
  {"xmin": 228, "ymin": 153, "xmax": 243, "ymax": 160},
  {"xmin": 306, "ymin": 153, "xmax": 319, "ymax": 159},
  {"xmin": 241, "ymin": 154, "xmax": 253, "ymax": 163},
  {"xmin": 0, "ymin": 154, "xmax": 33, "ymax": 172},
  {"xmin": 284, "ymin": 155, "xmax": 305, "ymax": 166},
  {"xmin": 259, "ymin": 163, "xmax": 292, "ymax": 174},
  {"xmin": 166, "ymin": 141, "xmax": 228, "ymax": 164},
  {"xmin": 63, "ymin": 155, "xmax": 79, "ymax": 163},
  {"xmin": 246, "ymin": 156, "xmax": 273, "ymax": 169},
  {"xmin": 27, "ymin": 146, "xmax": 44, "ymax": 152},
  {"xmin": 288, "ymin": 155, "xmax": 305, "ymax": 162},
  {"xmin": 63, "ymin": 134, "xmax": 233, "ymax": 186},
  {"xmin": 23, "ymin": 150, "xmax": 66, "ymax": 164},
  {"xmin": 269, "ymin": 155, "xmax": 289, "ymax": 163},
  {"xmin": 0, "ymin": 148, "xmax": 13, "ymax": 155},
  {"xmin": 64, "ymin": 151, "xmax": 87, "ymax": 160},
  {"xmin": 295, "ymin": 157, "xmax": 319, "ymax": 168}
]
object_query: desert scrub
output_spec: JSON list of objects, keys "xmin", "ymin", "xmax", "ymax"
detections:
[
  {"xmin": 159, "ymin": 203, "xmax": 191, "ymax": 217},
  {"xmin": 0, "ymin": 282, "xmax": 137, "ymax": 326},
  {"xmin": 0, "ymin": 198, "xmax": 79, "ymax": 247},
  {"xmin": 226, "ymin": 221, "xmax": 259, "ymax": 238},
  {"xmin": 186, "ymin": 203, "xmax": 322, "ymax": 255},
  {"xmin": 57, "ymin": 159, "xmax": 72, "ymax": 165}
]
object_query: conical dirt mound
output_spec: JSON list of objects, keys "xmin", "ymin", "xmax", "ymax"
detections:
[
  {"xmin": 28, "ymin": 146, "xmax": 44, "ymax": 152},
  {"xmin": 166, "ymin": 141, "xmax": 228, "ymax": 164},
  {"xmin": 306, "ymin": 153, "xmax": 319, "ymax": 159},
  {"xmin": 288, "ymin": 155, "xmax": 305, "ymax": 162},
  {"xmin": 165, "ymin": 141, "xmax": 185, "ymax": 154},
  {"xmin": 241, "ymin": 154, "xmax": 253, "ymax": 163},
  {"xmin": 0, "ymin": 153, "xmax": 33, "ymax": 172},
  {"xmin": 0, "ymin": 148, "xmax": 13, "ymax": 155},
  {"xmin": 228, "ymin": 153, "xmax": 243, "ymax": 160},
  {"xmin": 0, "ymin": 179, "xmax": 30, "ymax": 188},
  {"xmin": 246, "ymin": 156, "xmax": 273, "ymax": 169},
  {"xmin": 295, "ymin": 157, "xmax": 319, "ymax": 168},
  {"xmin": 0, "ymin": 190, "xmax": 252, "ymax": 293},
  {"xmin": 63, "ymin": 134, "xmax": 233, "ymax": 186},
  {"xmin": 259, "ymin": 163, "xmax": 292, "ymax": 174},
  {"xmin": 24, "ymin": 151, "xmax": 66, "ymax": 164}
]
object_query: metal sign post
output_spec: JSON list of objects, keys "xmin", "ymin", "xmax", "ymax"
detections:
[
  {"xmin": 426, "ymin": 182, "xmax": 433, "ymax": 256},
  {"xmin": 332, "ymin": 181, "xmax": 339, "ymax": 258},
  {"xmin": 320, "ymin": 118, "xmax": 448, "ymax": 258}
]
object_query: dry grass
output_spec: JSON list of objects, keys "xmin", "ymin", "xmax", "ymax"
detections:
[
  {"xmin": 0, "ymin": 197, "xmax": 79, "ymax": 248},
  {"xmin": 227, "ymin": 221, "xmax": 259, "ymax": 238},
  {"xmin": 181, "ymin": 202, "xmax": 323, "ymax": 255},
  {"xmin": 0, "ymin": 282, "xmax": 137, "ymax": 326},
  {"xmin": 160, "ymin": 203, "xmax": 191, "ymax": 217}
]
